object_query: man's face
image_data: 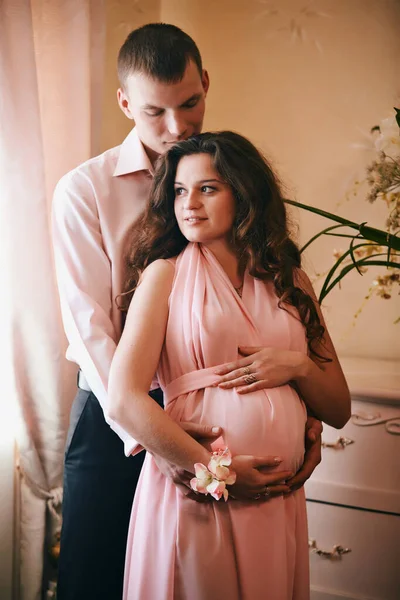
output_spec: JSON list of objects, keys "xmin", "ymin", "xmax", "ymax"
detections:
[{"xmin": 118, "ymin": 60, "xmax": 209, "ymax": 163}]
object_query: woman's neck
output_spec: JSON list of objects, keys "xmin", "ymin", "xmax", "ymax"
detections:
[{"xmin": 202, "ymin": 240, "xmax": 243, "ymax": 287}]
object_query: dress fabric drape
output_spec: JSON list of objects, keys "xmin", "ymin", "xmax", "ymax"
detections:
[{"xmin": 123, "ymin": 243, "xmax": 310, "ymax": 600}]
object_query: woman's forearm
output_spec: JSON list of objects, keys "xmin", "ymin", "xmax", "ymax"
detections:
[
  {"xmin": 107, "ymin": 260, "xmax": 212, "ymax": 473},
  {"xmin": 294, "ymin": 356, "xmax": 351, "ymax": 429},
  {"xmin": 109, "ymin": 389, "xmax": 211, "ymax": 473}
]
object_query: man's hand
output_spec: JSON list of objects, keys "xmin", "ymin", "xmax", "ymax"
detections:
[
  {"xmin": 285, "ymin": 416, "xmax": 322, "ymax": 493},
  {"xmin": 151, "ymin": 422, "xmax": 222, "ymax": 502},
  {"xmin": 305, "ymin": 415, "xmax": 323, "ymax": 445}
]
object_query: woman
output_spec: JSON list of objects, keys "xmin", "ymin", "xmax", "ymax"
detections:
[{"xmin": 109, "ymin": 131, "xmax": 350, "ymax": 599}]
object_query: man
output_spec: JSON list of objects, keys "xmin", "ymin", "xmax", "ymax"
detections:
[{"xmin": 53, "ymin": 23, "xmax": 322, "ymax": 600}]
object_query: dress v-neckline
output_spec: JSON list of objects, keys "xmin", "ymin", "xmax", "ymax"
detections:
[
  {"xmin": 199, "ymin": 244, "xmax": 246, "ymax": 298},
  {"xmin": 198, "ymin": 244, "xmax": 259, "ymax": 329}
]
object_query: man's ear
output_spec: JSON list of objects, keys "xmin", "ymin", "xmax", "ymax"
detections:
[
  {"xmin": 117, "ymin": 88, "xmax": 134, "ymax": 120},
  {"xmin": 201, "ymin": 70, "xmax": 210, "ymax": 96}
]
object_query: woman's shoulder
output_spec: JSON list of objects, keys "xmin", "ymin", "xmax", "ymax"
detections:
[
  {"xmin": 164, "ymin": 256, "xmax": 178, "ymax": 267},
  {"xmin": 293, "ymin": 267, "xmax": 318, "ymax": 301},
  {"xmin": 124, "ymin": 258, "xmax": 176, "ymax": 327},
  {"xmin": 142, "ymin": 258, "xmax": 175, "ymax": 279},
  {"xmin": 142, "ymin": 245, "xmax": 193, "ymax": 284},
  {"xmin": 138, "ymin": 259, "xmax": 176, "ymax": 294}
]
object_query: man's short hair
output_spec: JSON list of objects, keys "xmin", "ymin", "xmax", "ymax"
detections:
[{"xmin": 117, "ymin": 23, "xmax": 203, "ymax": 87}]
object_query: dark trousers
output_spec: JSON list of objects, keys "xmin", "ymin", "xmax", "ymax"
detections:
[{"xmin": 57, "ymin": 387, "xmax": 163, "ymax": 600}]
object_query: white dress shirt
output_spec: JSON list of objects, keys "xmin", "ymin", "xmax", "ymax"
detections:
[{"xmin": 52, "ymin": 128, "xmax": 153, "ymax": 456}]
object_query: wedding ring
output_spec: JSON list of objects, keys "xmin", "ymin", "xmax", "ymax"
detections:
[
  {"xmin": 263, "ymin": 487, "xmax": 271, "ymax": 497},
  {"xmin": 243, "ymin": 366, "xmax": 251, "ymax": 375},
  {"xmin": 254, "ymin": 493, "xmax": 261, "ymax": 500},
  {"xmin": 244, "ymin": 374, "xmax": 257, "ymax": 384}
]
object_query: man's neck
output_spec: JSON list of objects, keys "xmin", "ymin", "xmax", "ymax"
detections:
[{"xmin": 142, "ymin": 142, "xmax": 160, "ymax": 168}]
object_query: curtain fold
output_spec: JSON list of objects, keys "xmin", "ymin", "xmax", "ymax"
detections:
[{"xmin": 0, "ymin": 1, "xmax": 105, "ymax": 597}]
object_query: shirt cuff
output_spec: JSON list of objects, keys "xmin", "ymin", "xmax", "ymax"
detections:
[{"xmin": 125, "ymin": 440, "xmax": 145, "ymax": 457}]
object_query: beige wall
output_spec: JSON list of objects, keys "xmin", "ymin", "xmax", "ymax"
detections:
[
  {"xmin": 100, "ymin": 0, "xmax": 161, "ymax": 151},
  {"xmin": 101, "ymin": 0, "xmax": 400, "ymax": 361}
]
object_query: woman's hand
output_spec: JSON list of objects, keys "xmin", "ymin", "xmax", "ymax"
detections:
[
  {"xmin": 229, "ymin": 455, "xmax": 293, "ymax": 501},
  {"xmin": 214, "ymin": 346, "xmax": 308, "ymax": 394},
  {"xmin": 151, "ymin": 421, "xmax": 222, "ymax": 503}
]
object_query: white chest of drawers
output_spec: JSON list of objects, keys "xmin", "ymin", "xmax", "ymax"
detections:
[{"xmin": 305, "ymin": 396, "xmax": 400, "ymax": 600}]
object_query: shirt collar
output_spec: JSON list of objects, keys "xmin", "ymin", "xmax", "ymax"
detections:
[{"xmin": 113, "ymin": 127, "xmax": 154, "ymax": 177}]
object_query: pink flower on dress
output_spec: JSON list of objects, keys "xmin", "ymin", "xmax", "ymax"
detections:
[
  {"xmin": 190, "ymin": 448, "xmax": 236, "ymax": 501},
  {"xmin": 207, "ymin": 478, "xmax": 229, "ymax": 502},
  {"xmin": 190, "ymin": 463, "xmax": 213, "ymax": 494},
  {"xmin": 208, "ymin": 448, "xmax": 237, "ymax": 485}
]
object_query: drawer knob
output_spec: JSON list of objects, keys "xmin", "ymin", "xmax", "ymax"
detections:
[
  {"xmin": 308, "ymin": 539, "xmax": 351, "ymax": 559},
  {"xmin": 321, "ymin": 436, "xmax": 354, "ymax": 450}
]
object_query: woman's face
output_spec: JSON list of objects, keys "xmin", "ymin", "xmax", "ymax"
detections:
[{"xmin": 174, "ymin": 153, "xmax": 236, "ymax": 248}]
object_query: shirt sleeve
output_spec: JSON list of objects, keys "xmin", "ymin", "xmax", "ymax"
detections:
[{"xmin": 52, "ymin": 170, "xmax": 142, "ymax": 457}]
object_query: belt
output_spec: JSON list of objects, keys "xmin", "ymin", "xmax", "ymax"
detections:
[
  {"xmin": 164, "ymin": 366, "xmax": 221, "ymax": 405},
  {"xmin": 77, "ymin": 370, "xmax": 91, "ymax": 392}
]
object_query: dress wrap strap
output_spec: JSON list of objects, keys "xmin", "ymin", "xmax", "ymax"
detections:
[{"xmin": 163, "ymin": 366, "xmax": 222, "ymax": 405}]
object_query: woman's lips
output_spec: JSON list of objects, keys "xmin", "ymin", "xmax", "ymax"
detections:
[{"xmin": 184, "ymin": 217, "xmax": 207, "ymax": 223}]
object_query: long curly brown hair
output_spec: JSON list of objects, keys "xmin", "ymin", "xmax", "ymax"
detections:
[{"xmin": 120, "ymin": 131, "xmax": 327, "ymax": 358}]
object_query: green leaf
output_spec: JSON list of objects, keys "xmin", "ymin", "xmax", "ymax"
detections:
[
  {"xmin": 325, "ymin": 233, "xmax": 364, "ymax": 239},
  {"xmin": 320, "ymin": 256, "xmax": 400, "ymax": 302},
  {"xmin": 284, "ymin": 198, "xmax": 400, "ymax": 251},
  {"xmin": 349, "ymin": 233, "xmax": 364, "ymax": 276},
  {"xmin": 300, "ymin": 224, "xmax": 347, "ymax": 254},
  {"xmin": 387, "ymin": 230, "xmax": 393, "ymax": 263},
  {"xmin": 319, "ymin": 242, "xmax": 379, "ymax": 301},
  {"xmin": 394, "ymin": 107, "xmax": 400, "ymax": 129},
  {"xmin": 285, "ymin": 198, "xmax": 356, "ymax": 226},
  {"xmin": 349, "ymin": 223, "xmax": 370, "ymax": 276}
]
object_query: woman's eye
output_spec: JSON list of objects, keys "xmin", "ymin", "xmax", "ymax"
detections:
[
  {"xmin": 174, "ymin": 187, "xmax": 185, "ymax": 196},
  {"xmin": 201, "ymin": 186, "xmax": 215, "ymax": 193}
]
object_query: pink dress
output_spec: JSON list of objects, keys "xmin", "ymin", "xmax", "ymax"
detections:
[{"xmin": 123, "ymin": 243, "xmax": 310, "ymax": 600}]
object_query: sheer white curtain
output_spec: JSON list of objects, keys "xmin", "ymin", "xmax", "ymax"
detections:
[{"xmin": 0, "ymin": 1, "xmax": 105, "ymax": 597}]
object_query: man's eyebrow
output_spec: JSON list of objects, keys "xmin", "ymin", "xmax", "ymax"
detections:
[
  {"xmin": 179, "ymin": 93, "xmax": 201, "ymax": 107},
  {"xmin": 141, "ymin": 103, "xmax": 161, "ymax": 110},
  {"xmin": 142, "ymin": 93, "xmax": 202, "ymax": 112}
]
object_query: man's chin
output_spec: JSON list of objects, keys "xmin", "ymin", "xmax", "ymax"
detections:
[{"xmin": 163, "ymin": 140, "xmax": 181, "ymax": 149}]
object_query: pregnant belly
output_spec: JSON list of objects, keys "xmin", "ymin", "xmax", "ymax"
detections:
[{"xmin": 168, "ymin": 384, "xmax": 307, "ymax": 475}]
